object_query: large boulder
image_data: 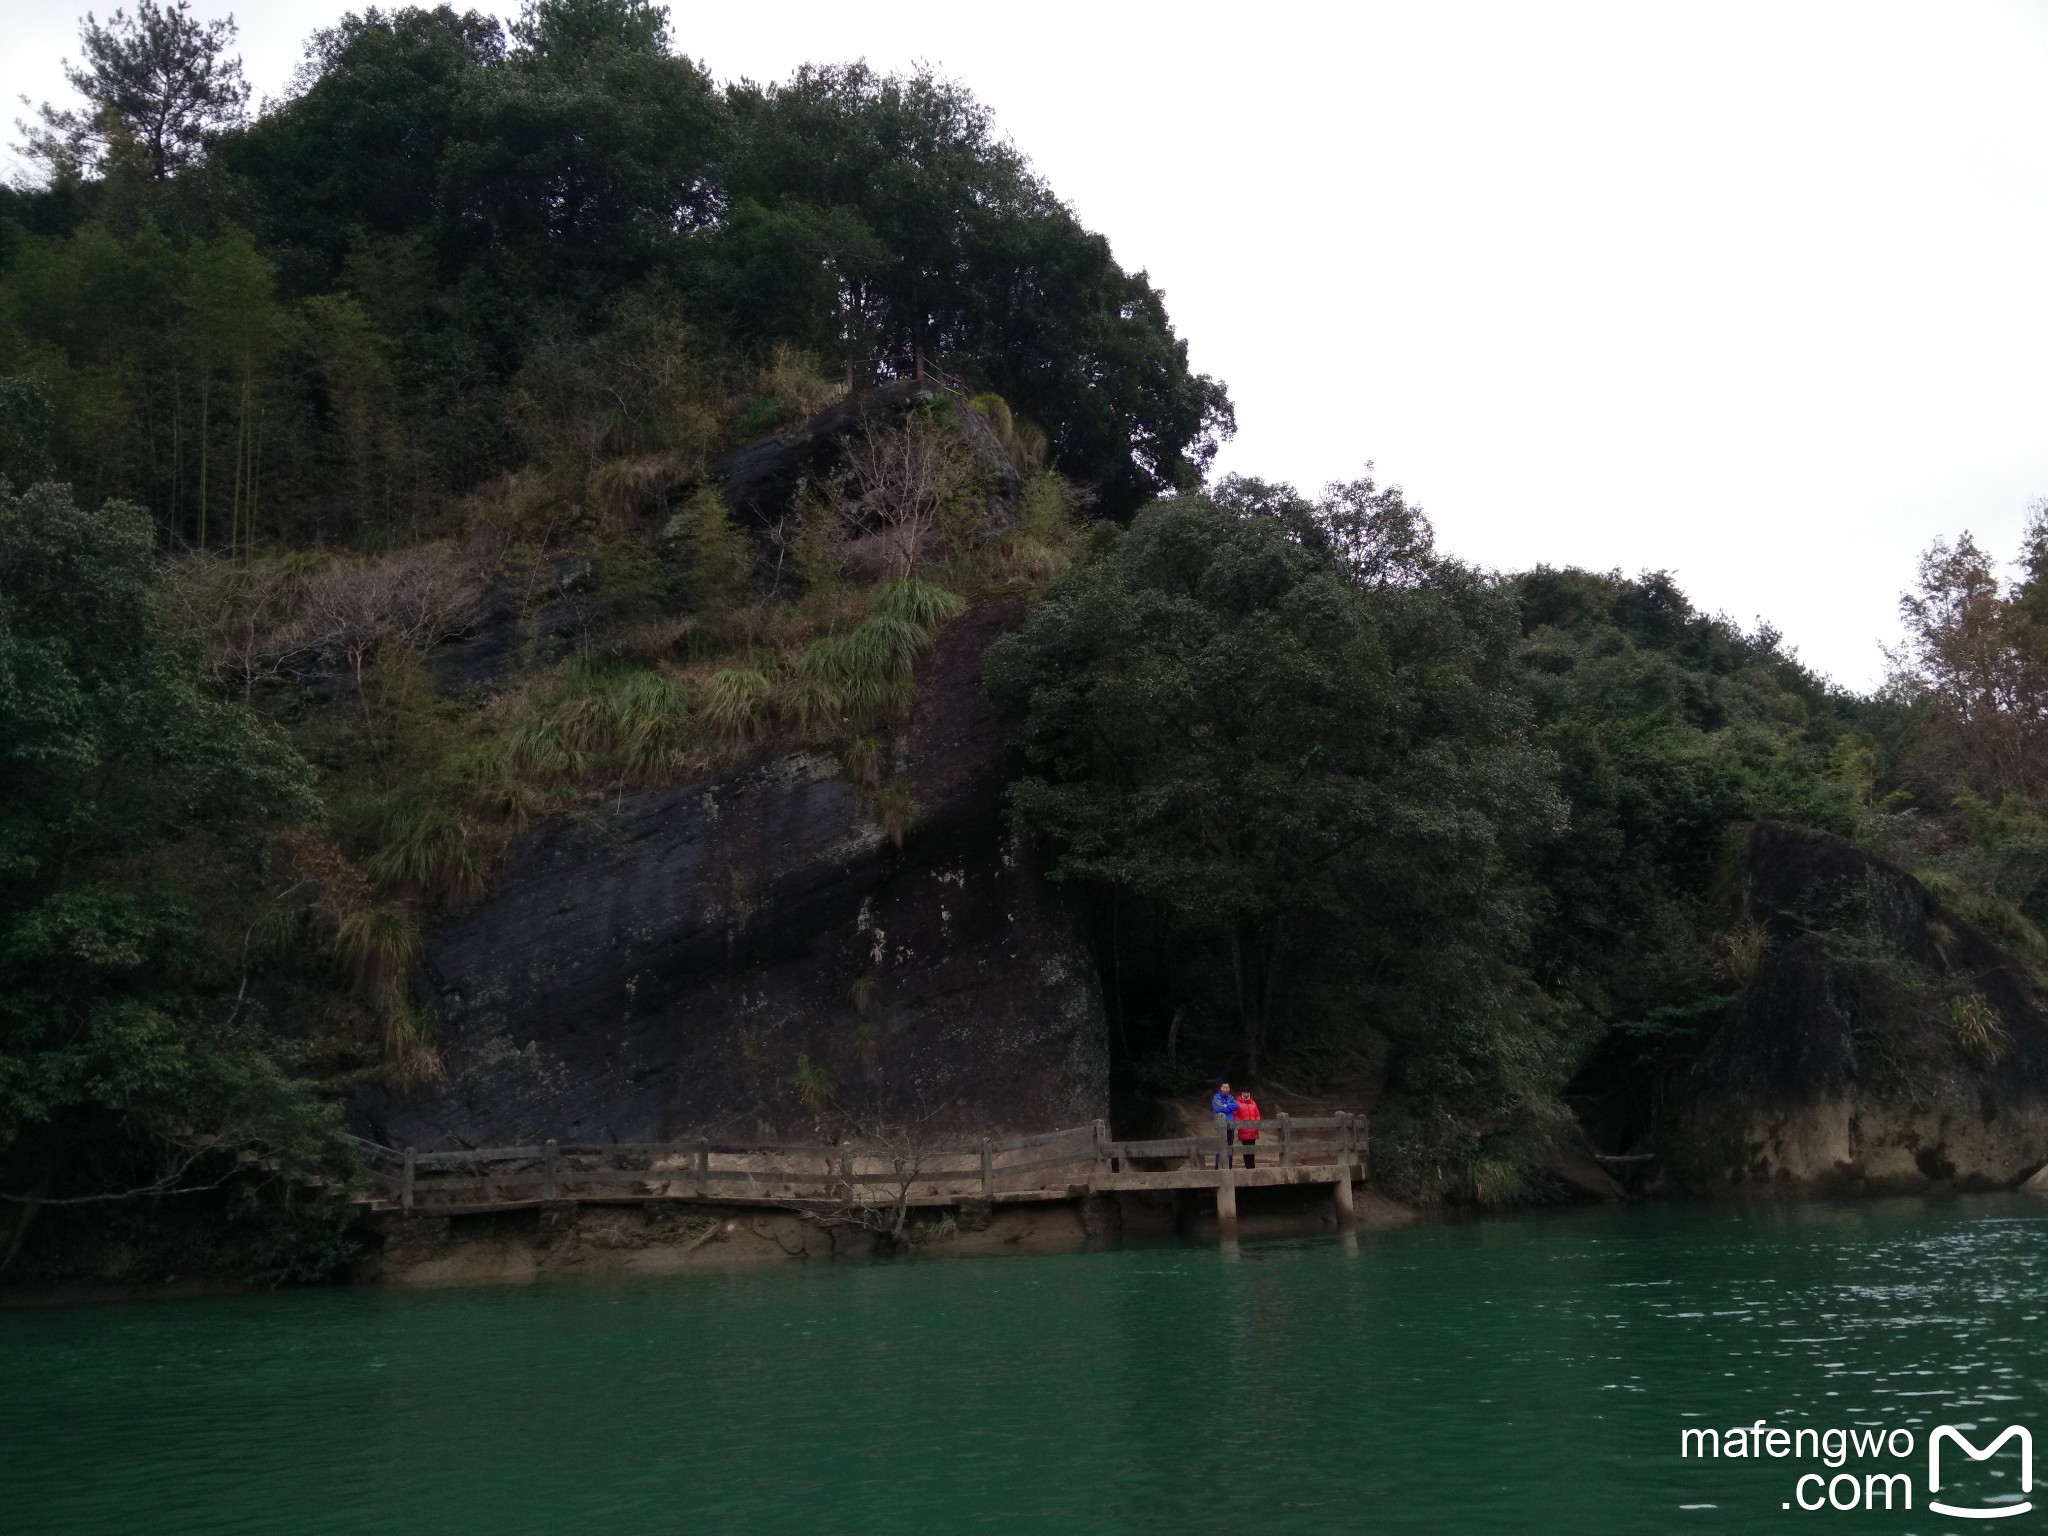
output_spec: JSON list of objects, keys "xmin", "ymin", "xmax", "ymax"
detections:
[
  {"xmin": 1660, "ymin": 822, "xmax": 2048, "ymax": 1195},
  {"xmin": 352, "ymin": 602, "xmax": 1108, "ymax": 1150}
]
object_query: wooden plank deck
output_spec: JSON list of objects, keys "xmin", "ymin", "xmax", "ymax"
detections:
[{"xmin": 345, "ymin": 1114, "xmax": 1370, "ymax": 1234}]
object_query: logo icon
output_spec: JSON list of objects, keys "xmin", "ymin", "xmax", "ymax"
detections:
[{"xmin": 1930, "ymin": 1425, "xmax": 2033, "ymax": 1520}]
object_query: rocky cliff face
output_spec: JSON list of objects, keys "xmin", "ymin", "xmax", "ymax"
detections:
[
  {"xmin": 1660, "ymin": 822, "xmax": 2048, "ymax": 1194},
  {"xmin": 352, "ymin": 603, "xmax": 1108, "ymax": 1150}
]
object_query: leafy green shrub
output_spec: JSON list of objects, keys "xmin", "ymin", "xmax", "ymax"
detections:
[
  {"xmin": 665, "ymin": 487, "xmax": 756, "ymax": 616},
  {"xmin": 221, "ymin": 1185, "xmax": 364, "ymax": 1286},
  {"xmin": 736, "ymin": 396, "xmax": 788, "ymax": 437},
  {"xmin": 988, "ymin": 471, "xmax": 1088, "ymax": 582}
]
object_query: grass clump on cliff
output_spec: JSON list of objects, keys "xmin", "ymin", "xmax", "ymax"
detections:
[
  {"xmin": 703, "ymin": 667, "xmax": 774, "ymax": 743},
  {"xmin": 509, "ymin": 664, "xmax": 695, "ymax": 788},
  {"xmin": 776, "ymin": 579, "xmax": 964, "ymax": 738},
  {"xmin": 358, "ymin": 798, "xmax": 494, "ymax": 907}
]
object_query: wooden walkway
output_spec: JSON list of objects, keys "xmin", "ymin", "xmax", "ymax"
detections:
[{"xmin": 347, "ymin": 1113, "xmax": 1370, "ymax": 1233}]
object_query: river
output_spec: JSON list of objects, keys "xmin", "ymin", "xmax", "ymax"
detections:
[{"xmin": 4, "ymin": 1197, "xmax": 2044, "ymax": 1533}]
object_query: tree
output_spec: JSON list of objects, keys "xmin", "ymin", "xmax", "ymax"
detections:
[
  {"xmin": 810, "ymin": 411, "xmax": 992, "ymax": 579},
  {"xmin": 282, "ymin": 543, "xmax": 486, "ymax": 704},
  {"xmin": 1889, "ymin": 516, "xmax": 2048, "ymax": 808},
  {"xmin": 987, "ymin": 477, "xmax": 1562, "ymax": 1079},
  {"xmin": 0, "ymin": 480, "xmax": 346, "ymax": 1268},
  {"xmin": 1511, "ymin": 566, "xmax": 1850, "ymax": 1053},
  {"xmin": 225, "ymin": 7, "xmax": 507, "ymax": 283},
  {"xmin": 17, "ymin": 0, "xmax": 250, "ymax": 182},
  {"xmin": 440, "ymin": 0, "xmax": 727, "ymax": 287},
  {"xmin": 718, "ymin": 63, "xmax": 1234, "ymax": 515},
  {"xmin": 0, "ymin": 377, "xmax": 55, "ymax": 486},
  {"xmin": 0, "ymin": 480, "xmax": 313, "ymax": 878}
]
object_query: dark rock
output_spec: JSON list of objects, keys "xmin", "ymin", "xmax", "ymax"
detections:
[
  {"xmin": 1660, "ymin": 822, "xmax": 2048, "ymax": 1194},
  {"xmin": 426, "ymin": 559, "xmax": 595, "ymax": 699},
  {"xmin": 352, "ymin": 603, "xmax": 1108, "ymax": 1150}
]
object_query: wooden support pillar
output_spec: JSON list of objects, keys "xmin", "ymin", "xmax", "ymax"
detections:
[
  {"xmin": 401, "ymin": 1148, "xmax": 416, "ymax": 1212},
  {"xmin": 1278, "ymin": 1112, "xmax": 1292, "ymax": 1169},
  {"xmin": 1093, "ymin": 1118, "xmax": 1107, "ymax": 1178},
  {"xmin": 543, "ymin": 1139, "xmax": 559, "ymax": 1202},
  {"xmin": 1215, "ymin": 1169, "xmax": 1238, "ymax": 1237},
  {"xmin": 980, "ymin": 1136, "xmax": 994, "ymax": 1199}
]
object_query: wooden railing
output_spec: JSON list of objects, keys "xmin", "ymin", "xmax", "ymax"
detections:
[{"xmin": 344, "ymin": 1114, "xmax": 1369, "ymax": 1213}]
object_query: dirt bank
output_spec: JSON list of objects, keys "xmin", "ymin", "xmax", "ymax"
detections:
[{"xmin": 358, "ymin": 1185, "xmax": 1421, "ymax": 1288}]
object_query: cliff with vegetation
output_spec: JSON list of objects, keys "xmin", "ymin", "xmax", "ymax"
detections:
[{"xmin": 8, "ymin": 0, "xmax": 2048, "ymax": 1288}]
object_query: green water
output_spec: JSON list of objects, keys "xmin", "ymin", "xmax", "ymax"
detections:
[{"xmin": 4, "ymin": 1199, "xmax": 2046, "ymax": 1534}]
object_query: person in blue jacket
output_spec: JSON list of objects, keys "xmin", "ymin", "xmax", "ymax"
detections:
[{"xmin": 1211, "ymin": 1081, "xmax": 1238, "ymax": 1169}]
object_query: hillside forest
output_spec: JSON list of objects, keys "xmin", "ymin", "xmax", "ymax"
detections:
[{"xmin": 5, "ymin": 0, "xmax": 2047, "ymax": 1280}]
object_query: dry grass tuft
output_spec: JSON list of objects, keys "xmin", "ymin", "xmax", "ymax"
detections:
[
  {"xmin": 870, "ymin": 778, "xmax": 920, "ymax": 848},
  {"xmin": 702, "ymin": 666, "xmax": 773, "ymax": 743},
  {"xmin": 335, "ymin": 902, "xmax": 421, "ymax": 1000}
]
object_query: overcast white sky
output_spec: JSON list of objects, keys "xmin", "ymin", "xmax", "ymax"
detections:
[{"xmin": 11, "ymin": 1, "xmax": 2048, "ymax": 687}]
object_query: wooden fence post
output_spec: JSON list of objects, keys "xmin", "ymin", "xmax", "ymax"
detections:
[
  {"xmin": 1278, "ymin": 1112, "xmax": 1292, "ymax": 1169},
  {"xmin": 543, "ymin": 1139, "xmax": 558, "ymax": 1202},
  {"xmin": 1093, "ymin": 1118, "xmax": 1107, "ymax": 1178},
  {"xmin": 839, "ymin": 1140, "xmax": 854, "ymax": 1197},
  {"xmin": 980, "ymin": 1136, "xmax": 994, "ymax": 1200},
  {"xmin": 696, "ymin": 1140, "xmax": 710, "ymax": 1199},
  {"xmin": 1334, "ymin": 1112, "xmax": 1357, "ymax": 1226},
  {"xmin": 401, "ymin": 1148, "xmax": 416, "ymax": 1212}
]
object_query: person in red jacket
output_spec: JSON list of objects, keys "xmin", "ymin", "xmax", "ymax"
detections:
[{"xmin": 1233, "ymin": 1090, "xmax": 1262, "ymax": 1170}]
